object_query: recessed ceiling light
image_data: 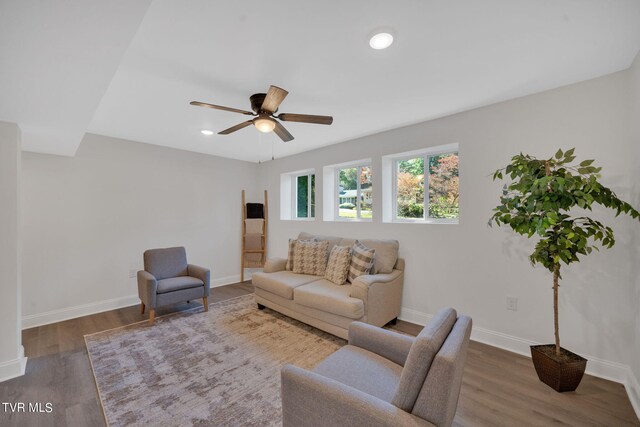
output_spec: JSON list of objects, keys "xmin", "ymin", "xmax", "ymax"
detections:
[
  {"xmin": 201, "ymin": 129, "xmax": 214, "ymax": 136},
  {"xmin": 369, "ymin": 32, "xmax": 394, "ymax": 50}
]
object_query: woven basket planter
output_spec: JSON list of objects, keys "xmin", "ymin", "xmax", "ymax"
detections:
[{"xmin": 530, "ymin": 345, "xmax": 587, "ymax": 392}]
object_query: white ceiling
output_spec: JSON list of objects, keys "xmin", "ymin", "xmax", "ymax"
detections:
[
  {"xmin": 0, "ymin": 0, "xmax": 152, "ymax": 155},
  {"xmin": 2, "ymin": 1, "xmax": 640, "ymax": 161}
]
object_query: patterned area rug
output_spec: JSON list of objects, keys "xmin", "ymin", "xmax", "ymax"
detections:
[{"xmin": 85, "ymin": 295, "xmax": 345, "ymax": 426}]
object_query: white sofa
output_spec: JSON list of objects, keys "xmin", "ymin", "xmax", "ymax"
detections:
[{"xmin": 252, "ymin": 232, "xmax": 404, "ymax": 339}]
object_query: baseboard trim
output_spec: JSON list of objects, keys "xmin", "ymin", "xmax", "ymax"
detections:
[
  {"xmin": 400, "ymin": 306, "xmax": 640, "ymax": 419},
  {"xmin": 0, "ymin": 346, "xmax": 27, "ymax": 383},
  {"xmin": 626, "ymin": 370, "xmax": 640, "ymax": 420},
  {"xmin": 22, "ymin": 274, "xmax": 245, "ymax": 330},
  {"xmin": 22, "ymin": 294, "xmax": 141, "ymax": 330}
]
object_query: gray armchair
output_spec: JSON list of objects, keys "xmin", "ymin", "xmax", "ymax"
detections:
[
  {"xmin": 281, "ymin": 308, "xmax": 472, "ymax": 427},
  {"xmin": 137, "ymin": 247, "xmax": 210, "ymax": 323}
]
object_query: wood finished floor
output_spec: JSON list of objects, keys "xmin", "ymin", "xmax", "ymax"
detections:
[{"xmin": 1, "ymin": 282, "xmax": 637, "ymax": 427}]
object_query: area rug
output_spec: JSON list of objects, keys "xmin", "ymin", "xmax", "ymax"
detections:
[{"xmin": 85, "ymin": 295, "xmax": 345, "ymax": 426}]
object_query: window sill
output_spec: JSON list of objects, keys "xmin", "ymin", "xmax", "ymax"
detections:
[
  {"xmin": 327, "ymin": 218, "xmax": 373, "ymax": 223},
  {"xmin": 386, "ymin": 218, "xmax": 458, "ymax": 225},
  {"xmin": 283, "ymin": 217, "xmax": 316, "ymax": 221}
]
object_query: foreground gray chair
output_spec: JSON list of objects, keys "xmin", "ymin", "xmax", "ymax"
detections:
[
  {"xmin": 137, "ymin": 247, "xmax": 210, "ymax": 323},
  {"xmin": 281, "ymin": 308, "xmax": 472, "ymax": 427}
]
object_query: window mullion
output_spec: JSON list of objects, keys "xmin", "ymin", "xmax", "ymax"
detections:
[
  {"xmin": 293, "ymin": 176, "xmax": 298, "ymax": 219},
  {"xmin": 424, "ymin": 155, "xmax": 429, "ymax": 220},
  {"xmin": 307, "ymin": 174, "xmax": 312, "ymax": 218},
  {"xmin": 356, "ymin": 166, "xmax": 361, "ymax": 219},
  {"xmin": 335, "ymin": 169, "xmax": 340, "ymax": 220}
]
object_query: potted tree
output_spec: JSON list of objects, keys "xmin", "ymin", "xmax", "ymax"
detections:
[{"xmin": 490, "ymin": 148, "xmax": 640, "ymax": 392}]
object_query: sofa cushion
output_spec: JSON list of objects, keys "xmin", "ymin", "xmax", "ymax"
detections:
[
  {"xmin": 293, "ymin": 240, "xmax": 329, "ymax": 276},
  {"xmin": 324, "ymin": 245, "xmax": 352, "ymax": 285},
  {"xmin": 298, "ymin": 232, "xmax": 343, "ymax": 253},
  {"xmin": 359, "ymin": 239, "xmax": 399, "ymax": 274},
  {"xmin": 286, "ymin": 238, "xmax": 315, "ymax": 271},
  {"xmin": 144, "ymin": 247, "xmax": 189, "ymax": 280},
  {"xmin": 252, "ymin": 271, "xmax": 322, "ymax": 300},
  {"xmin": 294, "ymin": 279, "xmax": 364, "ymax": 319},
  {"xmin": 313, "ymin": 345, "xmax": 403, "ymax": 403},
  {"xmin": 156, "ymin": 276, "xmax": 203, "ymax": 294},
  {"xmin": 348, "ymin": 241, "xmax": 376, "ymax": 283}
]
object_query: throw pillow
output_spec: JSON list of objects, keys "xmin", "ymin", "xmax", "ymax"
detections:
[
  {"xmin": 292, "ymin": 240, "xmax": 330, "ymax": 276},
  {"xmin": 348, "ymin": 241, "xmax": 375, "ymax": 283},
  {"xmin": 324, "ymin": 245, "xmax": 352, "ymax": 285},
  {"xmin": 286, "ymin": 238, "xmax": 314, "ymax": 271}
]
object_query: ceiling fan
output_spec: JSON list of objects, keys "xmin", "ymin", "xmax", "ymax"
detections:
[{"xmin": 190, "ymin": 85, "xmax": 333, "ymax": 142}]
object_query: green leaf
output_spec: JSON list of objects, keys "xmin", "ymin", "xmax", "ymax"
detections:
[{"xmin": 555, "ymin": 149, "xmax": 563, "ymax": 159}]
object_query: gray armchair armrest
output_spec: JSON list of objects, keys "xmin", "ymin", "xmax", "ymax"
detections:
[
  {"xmin": 264, "ymin": 257, "xmax": 287, "ymax": 273},
  {"xmin": 137, "ymin": 271, "xmax": 157, "ymax": 307},
  {"xmin": 348, "ymin": 322, "xmax": 414, "ymax": 366},
  {"xmin": 281, "ymin": 365, "xmax": 433, "ymax": 427},
  {"xmin": 188, "ymin": 264, "xmax": 211, "ymax": 296}
]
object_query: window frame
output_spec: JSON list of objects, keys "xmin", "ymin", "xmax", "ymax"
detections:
[
  {"xmin": 384, "ymin": 143, "xmax": 459, "ymax": 225},
  {"xmin": 322, "ymin": 159, "xmax": 372, "ymax": 222},
  {"xmin": 293, "ymin": 171, "xmax": 315, "ymax": 220},
  {"xmin": 335, "ymin": 164, "xmax": 372, "ymax": 221},
  {"xmin": 392, "ymin": 154, "xmax": 428, "ymax": 223}
]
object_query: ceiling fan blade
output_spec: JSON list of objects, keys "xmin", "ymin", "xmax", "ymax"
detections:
[
  {"xmin": 190, "ymin": 101, "xmax": 255, "ymax": 116},
  {"xmin": 278, "ymin": 113, "xmax": 333, "ymax": 125},
  {"xmin": 260, "ymin": 85, "xmax": 288, "ymax": 113},
  {"xmin": 273, "ymin": 121, "xmax": 294, "ymax": 142},
  {"xmin": 218, "ymin": 120, "xmax": 254, "ymax": 135}
]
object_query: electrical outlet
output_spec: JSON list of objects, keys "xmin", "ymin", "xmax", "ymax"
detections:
[
  {"xmin": 506, "ymin": 296, "xmax": 518, "ymax": 311},
  {"xmin": 129, "ymin": 269, "xmax": 137, "ymax": 279}
]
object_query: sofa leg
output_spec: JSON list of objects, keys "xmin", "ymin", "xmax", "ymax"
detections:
[
  {"xmin": 203, "ymin": 296, "xmax": 209, "ymax": 312},
  {"xmin": 387, "ymin": 317, "xmax": 398, "ymax": 326},
  {"xmin": 149, "ymin": 309, "xmax": 155, "ymax": 324},
  {"xmin": 257, "ymin": 303, "xmax": 265, "ymax": 310},
  {"xmin": 140, "ymin": 302, "xmax": 145, "ymax": 315}
]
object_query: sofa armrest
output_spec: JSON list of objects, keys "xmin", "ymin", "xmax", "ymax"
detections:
[
  {"xmin": 281, "ymin": 365, "xmax": 433, "ymax": 427},
  {"xmin": 137, "ymin": 271, "xmax": 158, "ymax": 307},
  {"xmin": 350, "ymin": 269, "xmax": 404, "ymax": 327},
  {"xmin": 348, "ymin": 322, "xmax": 414, "ymax": 366},
  {"xmin": 264, "ymin": 257, "xmax": 287, "ymax": 273},
  {"xmin": 188, "ymin": 264, "xmax": 211, "ymax": 296},
  {"xmin": 349, "ymin": 269, "xmax": 402, "ymax": 301}
]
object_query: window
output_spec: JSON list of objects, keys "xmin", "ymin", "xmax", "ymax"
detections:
[
  {"xmin": 337, "ymin": 165, "xmax": 372, "ymax": 220},
  {"xmin": 280, "ymin": 169, "xmax": 315, "ymax": 220},
  {"xmin": 296, "ymin": 173, "xmax": 315, "ymax": 219},
  {"xmin": 382, "ymin": 144, "xmax": 459, "ymax": 223},
  {"xmin": 322, "ymin": 159, "xmax": 372, "ymax": 222}
]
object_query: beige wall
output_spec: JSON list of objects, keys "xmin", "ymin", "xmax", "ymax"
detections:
[
  {"xmin": 259, "ymin": 70, "xmax": 637, "ymax": 376},
  {"xmin": 0, "ymin": 121, "xmax": 26, "ymax": 381},
  {"xmin": 21, "ymin": 133, "xmax": 260, "ymax": 324}
]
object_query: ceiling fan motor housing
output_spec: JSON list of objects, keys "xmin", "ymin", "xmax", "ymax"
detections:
[{"xmin": 250, "ymin": 93, "xmax": 271, "ymax": 114}]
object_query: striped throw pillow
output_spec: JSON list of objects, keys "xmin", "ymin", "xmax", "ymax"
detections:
[
  {"xmin": 286, "ymin": 238, "xmax": 314, "ymax": 271},
  {"xmin": 324, "ymin": 245, "xmax": 352, "ymax": 285},
  {"xmin": 348, "ymin": 241, "xmax": 375, "ymax": 283},
  {"xmin": 292, "ymin": 240, "xmax": 330, "ymax": 276}
]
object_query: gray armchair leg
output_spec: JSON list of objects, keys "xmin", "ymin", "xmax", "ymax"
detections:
[
  {"xmin": 149, "ymin": 309, "xmax": 155, "ymax": 324},
  {"xmin": 140, "ymin": 302, "xmax": 145, "ymax": 314}
]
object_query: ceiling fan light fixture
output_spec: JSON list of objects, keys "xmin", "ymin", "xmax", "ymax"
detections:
[
  {"xmin": 369, "ymin": 32, "xmax": 394, "ymax": 50},
  {"xmin": 254, "ymin": 116, "xmax": 276, "ymax": 133},
  {"xmin": 200, "ymin": 129, "xmax": 214, "ymax": 135}
]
